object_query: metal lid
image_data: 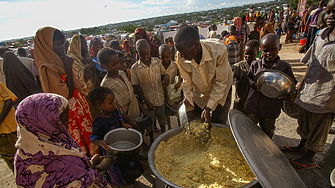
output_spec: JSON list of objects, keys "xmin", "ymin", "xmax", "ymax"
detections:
[{"xmin": 228, "ymin": 109, "xmax": 306, "ymax": 188}]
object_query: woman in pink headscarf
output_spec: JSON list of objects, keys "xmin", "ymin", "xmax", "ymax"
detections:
[
  {"xmin": 233, "ymin": 17, "xmax": 242, "ymax": 38},
  {"xmin": 134, "ymin": 28, "xmax": 159, "ymax": 59}
]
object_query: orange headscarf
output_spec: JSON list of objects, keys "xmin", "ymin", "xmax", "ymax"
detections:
[{"xmin": 34, "ymin": 26, "xmax": 88, "ymax": 98}]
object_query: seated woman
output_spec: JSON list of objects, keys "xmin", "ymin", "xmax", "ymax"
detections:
[
  {"xmin": 14, "ymin": 93, "xmax": 111, "ymax": 188},
  {"xmin": 34, "ymin": 26, "xmax": 95, "ymax": 157}
]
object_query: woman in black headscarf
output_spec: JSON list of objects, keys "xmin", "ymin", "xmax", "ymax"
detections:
[{"xmin": 3, "ymin": 51, "xmax": 42, "ymax": 107}]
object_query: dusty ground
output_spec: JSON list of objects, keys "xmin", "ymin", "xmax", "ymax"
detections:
[{"xmin": 0, "ymin": 37, "xmax": 334, "ymax": 188}]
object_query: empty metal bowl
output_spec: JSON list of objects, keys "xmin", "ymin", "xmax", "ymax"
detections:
[
  {"xmin": 255, "ymin": 70, "xmax": 295, "ymax": 99},
  {"xmin": 104, "ymin": 128, "xmax": 142, "ymax": 162}
]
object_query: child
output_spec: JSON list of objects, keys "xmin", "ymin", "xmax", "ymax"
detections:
[
  {"xmin": 117, "ymin": 51, "xmax": 131, "ymax": 81},
  {"xmin": 99, "ymin": 48, "xmax": 141, "ymax": 130},
  {"xmin": 159, "ymin": 44, "xmax": 181, "ymax": 130},
  {"xmin": 89, "ymin": 86, "xmax": 143, "ymax": 185},
  {"xmin": 0, "ymin": 82, "xmax": 17, "ymax": 172},
  {"xmin": 223, "ymin": 27, "xmax": 240, "ymax": 66},
  {"xmin": 281, "ymin": 0, "xmax": 335, "ymax": 170},
  {"xmin": 232, "ymin": 40, "xmax": 260, "ymax": 114},
  {"xmin": 131, "ymin": 39, "xmax": 169, "ymax": 144},
  {"xmin": 244, "ymin": 33, "xmax": 297, "ymax": 138},
  {"xmin": 275, "ymin": 23, "xmax": 282, "ymax": 39},
  {"xmin": 248, "ymin": 25, "xmax": 260, "ymax": 41},
  {"xmin": 285, "ymin": 18, "xmax": 295, "ymax": 44}
]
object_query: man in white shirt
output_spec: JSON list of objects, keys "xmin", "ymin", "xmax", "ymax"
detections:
[{"xmin": 174, "ymin": 25, "xmax": 233, "ymax": 125}]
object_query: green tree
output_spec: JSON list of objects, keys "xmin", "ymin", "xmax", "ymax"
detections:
[{"xmin": 120, "ymin": 25, "xmax": 138, "ymax": 33}]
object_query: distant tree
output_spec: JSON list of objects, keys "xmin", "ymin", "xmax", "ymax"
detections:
[{"xmin": 120, "ymin": 25, "xmax": 139, "ymax": 33}]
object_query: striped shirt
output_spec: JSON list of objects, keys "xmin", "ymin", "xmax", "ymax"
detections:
[
  {"xmin": 101, "ymin": 71, "xmax": 140, "ymax": 119},
  {"xmin": 164, "ymin": 60, "xmax": 179, "ymax": 84},
  {"xmin": 131, "ymin": 57, "xmax": 166, "ymax": 106},
  {"xmin": 176, "ymin": 39, "xmax": 233, "ymax": 111}
]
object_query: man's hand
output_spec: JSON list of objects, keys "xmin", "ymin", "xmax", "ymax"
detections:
[{"xmin": 201, "ymin": 107, "xmax": 211, "ymax": 124}]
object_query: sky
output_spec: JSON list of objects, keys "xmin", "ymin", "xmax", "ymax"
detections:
[{"xmin": 0, "ymin": 0, "xmax": 266, "ymax": 41}]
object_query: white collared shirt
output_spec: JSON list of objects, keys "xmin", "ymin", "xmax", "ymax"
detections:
[{"xmin": 176, "ymin": 39, "xmax": 233, "ymax": 110}]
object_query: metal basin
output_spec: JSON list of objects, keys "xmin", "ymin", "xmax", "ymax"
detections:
[
  {"xmin": 255, "ymin": 70, "xmax": 295, "ymax": 98},
  {"xmin": 148, "ymin": 124, "xmax": 260, "ymax": 188},
  {"xmin": 104, "ymin": 128, "xmax": 142, "ymax": 162}
]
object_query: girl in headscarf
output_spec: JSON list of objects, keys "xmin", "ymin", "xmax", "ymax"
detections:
[
  {"xmin": 256, "ymin": 11, "xmax": 261, "ymax": 18},
  {"xmin": 67, "ymin": 34, "xmax": 94, "ymax": 93},
  {"xmin": 14, "ymin": 93, "xmax": 111, "ymax": 188},
  {"xmin": 34, "ymin": 26, "xmax": 95, "ymax": 157},
  {"xmin": 90, "ymin": 38, "xmax": 103, "ymax": 58},
  {"xmin": 3, "ymin": 51, "xmax": 42, "ymax": 107},
  {"xmin": 134, "ymin": 28, "xmax": 159, "ymax": 59}
]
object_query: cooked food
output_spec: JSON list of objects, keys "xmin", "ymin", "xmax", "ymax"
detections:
[{"xmin": 155, "ymin": 127, "xmax": 255, "ymax": 188}]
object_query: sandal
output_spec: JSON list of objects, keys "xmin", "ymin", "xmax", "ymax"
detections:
[
  {"xmin": 290, "ymin": 159, "xmax": 318, "ymax": 170},
  {"xmin": 280, "ymin": 145, "xmax": 305, "ymax": 156}
]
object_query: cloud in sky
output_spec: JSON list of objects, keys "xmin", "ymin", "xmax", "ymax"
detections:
[{"xmin": 0, "ymin": 0, "xmax": 266, "ymax": 41}]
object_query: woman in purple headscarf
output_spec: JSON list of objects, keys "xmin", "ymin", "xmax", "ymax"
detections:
[{"xmin": 14, "ymin": 93, "xmax": 111, "ymax": 188}]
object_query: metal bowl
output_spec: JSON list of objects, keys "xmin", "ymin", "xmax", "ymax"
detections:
[
  {"xmin": 255, "ymin": 70, "xmax": 295, "ymax": 99},
  {"xmin": 104, "ymin": 128, "xmax": 142, "ymax": 162},
  {"xmin": 148, "ymin": 124, "xmax": 260, "ymax": 188}
]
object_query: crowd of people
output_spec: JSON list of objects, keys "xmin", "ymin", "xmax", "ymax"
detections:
[{"xmin": 0, "ymin": 0, "xmax": 334, "ymax": 187}]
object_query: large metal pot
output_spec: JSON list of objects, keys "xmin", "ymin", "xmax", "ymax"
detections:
[
  {"xmin": 104, "ymin": 128, "xmax": 142, "ymax": 162},
  {"xmin": 148, "ymin": 124, "xmax": 260, "ymax": 188}
]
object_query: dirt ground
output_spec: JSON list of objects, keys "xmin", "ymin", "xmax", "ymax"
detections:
[{"xmin": 0, "ymin": 37, "xmax": 334, "ymax": 188}]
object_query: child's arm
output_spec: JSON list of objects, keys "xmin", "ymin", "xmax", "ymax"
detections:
[
  {"xmin": 121, "ymin": 121, "xmax": 132, "ymax": 129},
  {"xmin": 120, "ymin": 113, "xmax": 138, "ymax": 130},
  {"xmin": 0, "ymin": 99, "xmax": 13, "ymax": 125},
  {"xmin": 92, "ymin": 139, "xmax": 110, "ymax": 151}
]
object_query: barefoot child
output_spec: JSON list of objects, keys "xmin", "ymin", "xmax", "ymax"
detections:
[
  {"xmin": 0, "ymin": 82, "xmax": 17, "ymax": 172},
  {"xmin": 244, "ymin": 33, "xmax": 297, "ymax": 138},
  {"xmin": 131, "ymin": 39, "xmax": 169, "ymax": 144},
  {"xmin": 281, "ymin": 0, "xmax": 335, "ymax": 170},
  {"xmin": 89, "ymin": 86, "xmax": 143, "ymax": 185},
  {"xmin": 232, "ymin": 40, "xmax": 260, "ymax": 113},
  {"xmin": 159, "ymin": 44, "xmax": 182, "ymax": 130}
]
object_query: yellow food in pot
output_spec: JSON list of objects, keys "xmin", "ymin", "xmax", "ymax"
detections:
[{"xmin": 155, "ymin": 127, "xmax": 255, "ymax": 188}]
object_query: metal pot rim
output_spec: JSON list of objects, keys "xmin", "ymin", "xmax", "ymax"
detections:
[{"xmin": 104, "ymin": 128, "xmax": 143, "ymax": 152}]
